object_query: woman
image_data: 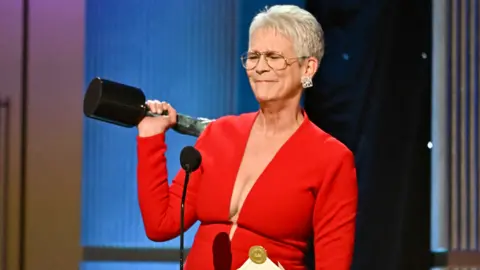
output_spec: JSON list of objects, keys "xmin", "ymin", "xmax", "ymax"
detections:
[{"xmin": 136, "ymin": 5, "xmax": 357, "ymax": 270}]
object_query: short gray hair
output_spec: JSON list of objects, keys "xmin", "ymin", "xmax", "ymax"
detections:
[{"xmin": 249, "ymin": 5, "xmax": 325, "ymax": 62}]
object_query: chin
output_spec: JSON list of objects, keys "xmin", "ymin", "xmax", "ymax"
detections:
[
  {"xmin": 253, "ymin": 90, "xmax": 271, "ymax": 100},
  {"xmin": 255, "ymin": 94, "xmax": 280, "ymax": 103},
  {"xmin": 253, "ymin": 88, "xmax": 279, "ymax": 102}
]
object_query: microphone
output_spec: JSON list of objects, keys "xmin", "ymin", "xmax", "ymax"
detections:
[
  {"xmin": 179, "ymin": 146, "xmax": 202, "ymax": 270},
  {"xmin": 83, "ymin": 77, "xmax": 214, "ymax": 137}
]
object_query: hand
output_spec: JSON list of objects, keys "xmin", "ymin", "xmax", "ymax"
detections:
[{"xmin": 137, "ymin": 100, "xmax": 177, "ymax": 137}]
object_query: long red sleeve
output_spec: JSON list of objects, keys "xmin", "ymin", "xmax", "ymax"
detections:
[
  {"xmin": 136, "ymin": 124, "xmax": 212, "ymax": 241},
  {"xmin": 313, "ymin": 138, "xmax": 358, "ymax": 270}
]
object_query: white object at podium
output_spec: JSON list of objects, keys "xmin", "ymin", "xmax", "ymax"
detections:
[{"xmin": 237, "ymin": 246, "xmax": 285, "ymax": 270}]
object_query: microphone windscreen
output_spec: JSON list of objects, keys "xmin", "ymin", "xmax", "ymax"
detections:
[{"xmin": 180, "ymin": 146, "xmax": 202, "ymax": 173}]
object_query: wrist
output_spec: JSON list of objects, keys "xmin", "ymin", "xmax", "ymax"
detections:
[{"xmin": 138, "ymin": 128, "xmax": 166, "ymax": 138}]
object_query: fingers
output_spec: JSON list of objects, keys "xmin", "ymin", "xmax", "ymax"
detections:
[
  {"xmin": 145, "ymin": 100, "xmax": 166, "ymax": 114},
  {"xmin": 145, "ymin": 100, "xmax": 177, "ymax": 122}
]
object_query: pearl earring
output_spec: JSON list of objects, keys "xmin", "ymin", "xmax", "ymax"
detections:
[{"xmin": 301, "ymin": 76, "xmax": 313, "ymax": 88}]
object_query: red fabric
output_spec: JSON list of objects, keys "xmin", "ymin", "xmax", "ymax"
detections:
[{"xmin": 137, "ymin": 111, "xmax": 357, "ymax": 270}]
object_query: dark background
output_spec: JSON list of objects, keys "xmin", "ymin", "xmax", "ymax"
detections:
[{"xmin": 305, "ymin": 0, "xmax": 432, "ymax": 269}]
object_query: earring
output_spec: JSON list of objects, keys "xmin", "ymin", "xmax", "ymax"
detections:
[{"xmin": 301, "ymin": 76, "xmax": 313, "ymax": 88}]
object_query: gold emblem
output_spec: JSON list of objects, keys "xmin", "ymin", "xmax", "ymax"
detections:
[{"xmin": 248, "ymin": 245, "xmax": 267, "ymax": 264}]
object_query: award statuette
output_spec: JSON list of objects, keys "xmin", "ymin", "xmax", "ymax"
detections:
[
  {"xmin": 83, "ymin": 77, "xmax": 215, "ymax": 137},
  {"xmin": 237, "ymin": 246, "xmax": 285, "ymax": 270}
]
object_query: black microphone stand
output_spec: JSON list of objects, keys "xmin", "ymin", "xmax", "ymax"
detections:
[
  {"xmin": 180, "ymin": 164, "xmax": 192, "ymax": 270},
  {"xmin": 178, "ymin": 146, "xmax": 201, "ymax": 270}
]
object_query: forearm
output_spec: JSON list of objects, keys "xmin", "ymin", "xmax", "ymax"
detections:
[{"xmin": 136, "ymin": 133, "xmax": 196, "ymax": 241}]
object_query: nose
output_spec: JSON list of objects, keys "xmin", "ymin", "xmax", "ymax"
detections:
[{"xmin": 255, "ymin": 55, "xmax": 270, "ymax": 75}]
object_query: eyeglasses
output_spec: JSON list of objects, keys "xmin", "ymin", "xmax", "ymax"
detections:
[{"xmin": 240, "ymin": 51, "xmax": 307, "ymax": 71}]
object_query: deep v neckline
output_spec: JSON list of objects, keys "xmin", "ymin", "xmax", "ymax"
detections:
[{"xmin": 226, "ymin": 110, "xmax": 308, "ymax": 230}]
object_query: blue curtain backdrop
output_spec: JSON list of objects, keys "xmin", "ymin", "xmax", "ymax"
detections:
[
  {"xmin": 81, "ymin": 0, "xmax": 304, "ymax": 269},
  {"xmin": 82, "ymin": 0, "xmax": 237, "ymax": 249}
]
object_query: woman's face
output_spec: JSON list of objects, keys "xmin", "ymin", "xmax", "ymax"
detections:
[{"xmin": 245, "ymin": 28, "xmax": 316, "ymax": 104}]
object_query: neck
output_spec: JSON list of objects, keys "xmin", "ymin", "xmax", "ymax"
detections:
[{"xmin": 255, "ymin": 97, "xmax": 304, "ymax": 136}]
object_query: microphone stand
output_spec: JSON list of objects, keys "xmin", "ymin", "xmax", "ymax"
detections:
[{"xmin": 180, "ymin": 165, "xmax": 192, "ymax": 270}]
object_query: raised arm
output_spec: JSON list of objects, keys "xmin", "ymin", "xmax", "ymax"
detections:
[
  {"xmin": 313, "ymin": 142, "xmax": 358, "ymax": 270},
  {"xmin": 135, "ymin": 100, "xmax": 212, "ymax": 241},
  {"xmin": 136, "ymin": 123, "xmax": 212, "ymax": 241}
]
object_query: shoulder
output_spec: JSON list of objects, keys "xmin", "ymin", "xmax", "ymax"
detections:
[
  {"xmin": 201, "ymin": 112, "xmax": 256, "ymax": 136},
  {"xmin": 303, "ymin": 120, "xmax": 353, "ymax": 159},
  {"xmin": 297, "ymin": 120, "xmax": 355, "ymax": 181},
  {"xmin": 194, "ymin": 112, "xmax": 256, "ymax": 148},
  {"xmin": 301, "ymin": 121, "xmax": 357, "ymax": 196}
]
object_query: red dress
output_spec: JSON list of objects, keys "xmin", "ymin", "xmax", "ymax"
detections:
[{"xmin": 137, "ymin": 111, "xmax": 357, "ymax": 270}]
